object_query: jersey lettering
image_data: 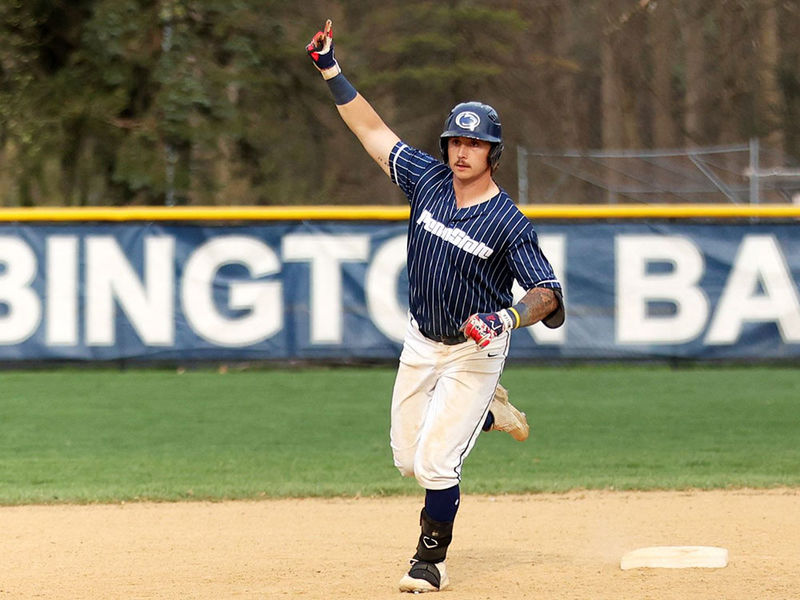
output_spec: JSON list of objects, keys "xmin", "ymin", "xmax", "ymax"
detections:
[
  {"xmin": 389, "ymin": 141, "xmax": 560, "ymax": 338},
  {"xmin": 416, "ymin": 210, "xmax": 494, "ymax": 259}
]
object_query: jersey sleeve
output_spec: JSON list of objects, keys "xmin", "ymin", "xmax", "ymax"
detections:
[
  {"xmin": 506, "ymin": 227, "xmax": 561, "ymax": 292},
  {"xmin": 388, "ymin": 141, "xmax": 439, "ymax": 202}
]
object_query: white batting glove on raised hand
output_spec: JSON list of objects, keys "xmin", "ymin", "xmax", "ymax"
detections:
[{"xmin": 460, "ymin": 309, "xmax": 517, "ymax": 349}]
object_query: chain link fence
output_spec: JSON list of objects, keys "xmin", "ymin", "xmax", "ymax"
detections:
[{"xmin": 517, "ymin": 139, "xmax": 800, "ymax": 205}]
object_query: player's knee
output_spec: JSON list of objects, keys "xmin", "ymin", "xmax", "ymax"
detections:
[
  {"xmin": 397, "ymin": 465, "xmax": 415, "ymax": 478},
  {"xmin": 413, "ymin": 456, "xmax": 457, "ymax": 489},
  {"xmin": 393, "ymin": 449, "xmax": 416, "ymax": 478}
]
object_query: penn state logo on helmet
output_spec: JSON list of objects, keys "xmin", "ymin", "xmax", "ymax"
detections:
[{"xmin": 454, "ymin": 111, "xmax": 480, "ymax": 132}]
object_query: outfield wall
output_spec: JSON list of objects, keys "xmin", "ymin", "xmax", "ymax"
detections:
[{"xmin": 1, "ymin": 205, "xmax": 799, "ymax": 362}]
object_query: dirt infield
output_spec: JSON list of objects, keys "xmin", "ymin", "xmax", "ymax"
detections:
[{"xmin": 1, "ymin": 489, "xmax": 797, "ymax": 599}]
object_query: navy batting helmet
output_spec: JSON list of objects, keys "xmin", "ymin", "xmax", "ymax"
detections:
[{"xmin": 439, "ymin": 101, "xmax": 504, "ymax": 171}]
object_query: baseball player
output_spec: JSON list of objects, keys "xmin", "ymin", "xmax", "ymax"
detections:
[{"xmin": 307, "ymin": 20, "xmax": 564, "ymax": 593}]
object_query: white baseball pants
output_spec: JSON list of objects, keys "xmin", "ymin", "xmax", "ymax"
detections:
[{"xmin": 390, "ymin": 315, "xmax": 510, "ymax": 490}]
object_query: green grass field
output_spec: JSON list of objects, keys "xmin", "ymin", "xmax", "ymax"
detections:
[{"xmin": 1, "ymin": 365, "xmax": 798, "ymax": 504}]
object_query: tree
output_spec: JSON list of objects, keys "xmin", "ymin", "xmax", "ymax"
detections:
[{"xmin": 1, "ymin": 0, "xmax": 799, "ymax": 207}]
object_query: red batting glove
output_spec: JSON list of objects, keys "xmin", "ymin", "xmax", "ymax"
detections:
[
  {"xmin": 306, "ymin": 19, "xmax": 340, "ymax": 77},
  {"xmin": 460, "ymin": 310, "xmax": 516, "ymax": 348}
]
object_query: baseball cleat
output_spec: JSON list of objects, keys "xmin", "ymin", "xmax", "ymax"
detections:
[
  {"xmin": 399, "ymin": 560, "xmax": 449, "ymax": 593},
  {"xmin": 489, "ymin": 384, "xmax": 529, "ymax": 441}
]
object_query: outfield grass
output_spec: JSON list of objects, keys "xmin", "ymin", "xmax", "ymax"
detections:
[{"xmin": 0, "ymin": 365, "xmax": 798, "ymax": 504}]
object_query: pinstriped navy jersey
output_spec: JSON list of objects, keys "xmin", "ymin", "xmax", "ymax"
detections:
[{"xmin": 389, "ymin": 141, "xmax": 561, "ymax": 339}]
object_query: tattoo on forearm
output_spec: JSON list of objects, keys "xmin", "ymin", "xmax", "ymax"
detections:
[{"xmin": 513, "ymin": 288, "xmax": 558, "ymax": 328}]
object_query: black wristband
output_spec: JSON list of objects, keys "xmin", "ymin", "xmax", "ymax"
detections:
[{"xmin": 326, "ymin": 73, "xmax": 357, "ymax": 105}]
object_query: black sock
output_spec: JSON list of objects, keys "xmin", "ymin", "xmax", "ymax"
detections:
[
  {"xmin": 482, "ymin": 411, "xmax": 495, "ymax": 431},
  {"xmin": 424, "ymin": 485, "xmax": 460, "ymax": 523}
]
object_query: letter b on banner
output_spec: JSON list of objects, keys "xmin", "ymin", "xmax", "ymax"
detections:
[
  {"xmin": 0, "ymin": 237, "xmax": 41, "ymax": 343},
  {"xmin": 616, "ymin": 235, "xmax": 709, "ymax": 344}
]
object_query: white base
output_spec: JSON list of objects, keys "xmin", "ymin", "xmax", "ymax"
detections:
[{"xmin": 620, "ymin": 546, "xmax": 728, "ymax": 570}]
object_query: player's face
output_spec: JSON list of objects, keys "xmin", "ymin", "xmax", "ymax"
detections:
[{"xmin": 448, "ymin": 137, "xmax": 492, "ymax": 181}]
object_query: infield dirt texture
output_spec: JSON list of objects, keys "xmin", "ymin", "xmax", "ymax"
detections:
[{"xmin": 2, "ymin": 489, "xmax": 799, "ymax": 598}]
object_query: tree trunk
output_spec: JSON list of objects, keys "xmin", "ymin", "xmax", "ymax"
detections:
[
  {"xmin": 554, "ymin": 2, "xmax": 579, "ymax": 148},
  {"xmin": 680, "ymin": 3, "xmax": 705, "ymax": 145},
  {"xmin": 649, "ymin": 2, "xmax": 677, "ymax": 148},
  {"xmin": 601, "ymin": 4, "xmax": 626, "ymax": 203},
  {"xmin": 757, "ymin": 0, "xmax": 784, "ymax": 154}
]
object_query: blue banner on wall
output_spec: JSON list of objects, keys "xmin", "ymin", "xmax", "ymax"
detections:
[{"xmin": 1, "ymin": 222, "xmax": 799, "ymax": 361}]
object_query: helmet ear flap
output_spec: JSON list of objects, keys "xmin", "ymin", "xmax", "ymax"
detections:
[
  {"xmin": 489, "ymin": 141, "xmax": 504, "ymax": 171},
  {"xmin": 439, "ymin": 138, "xmax": 449, "ymax": 164}
]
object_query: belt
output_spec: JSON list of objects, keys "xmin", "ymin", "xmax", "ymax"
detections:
[{"xmin": 421, "ymin": 330, "xmax": 467, "ymax": 345}]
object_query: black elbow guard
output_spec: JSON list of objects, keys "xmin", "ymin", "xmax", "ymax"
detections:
[{"xmin": 542, "ymin": 288, "xmax": 565, "ymax": 329}]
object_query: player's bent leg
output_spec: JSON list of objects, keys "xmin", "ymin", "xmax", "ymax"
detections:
[{"xmin": 488, "ymin": 383, "xmax": 530, "ymax": 441}]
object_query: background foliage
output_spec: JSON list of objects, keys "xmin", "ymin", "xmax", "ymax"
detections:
[{"xmin": 1, "ymin": 0, "xmax": 798, "ymax": 206}]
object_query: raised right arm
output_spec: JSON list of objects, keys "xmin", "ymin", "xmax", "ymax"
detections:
[
  {"xmin": 334, "ymin": 94, "xmax": 400, "ymax": 177},
  {"xmin": 307, "ymin": 20, "xmax": 400, "ymax": 177}
]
